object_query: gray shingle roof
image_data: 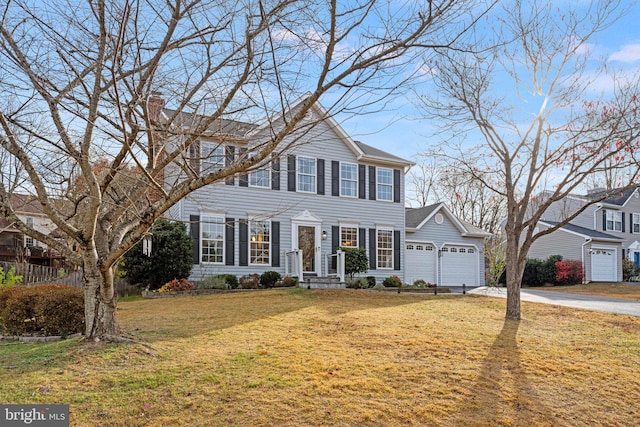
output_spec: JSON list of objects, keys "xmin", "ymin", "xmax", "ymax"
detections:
[
  {"xmin": 541, "ymin": 221, "xmax": 623, "ymax": 240},
  {"xmin": 405, "ymin": 203, "xmax": 442, "ymax": 229},
  {"xmin": 163, "ymin": 108, "xmax": 256, "ymax": 136},
  {"xmin": 354, "ymin": 141, "xmax": 413, "ymax": 165}
]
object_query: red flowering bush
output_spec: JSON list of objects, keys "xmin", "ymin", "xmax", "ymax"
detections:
[
  {"xmin": 158, "ymin": 278, "xmax": 195, "ymax": 292},
  {"xmin": 555, "ymin": 260, "xmax": 584, "ymax": 286}
]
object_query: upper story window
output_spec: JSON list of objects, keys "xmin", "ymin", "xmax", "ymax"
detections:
[
  {"xmin": 340, "ymin": 163, "xmax": 357, "ymax": 197},
  {"xmin": 201, "ymin": 216, "xmax": 224, "ymax": 264},
  {"xmin": 633, "ymin": 213, "xmax": 640, "ymax": 233},
  {"xmin": 250, "ymin": 220, "xmax": 270, "ymax": 265},
  {"xmin": 201, "ymin": 143, "xmax": 225, "ymax": 172},
  {"xmin": 297, "ymin": 157, "xmax": 316, "ymax": 193},
  {"xmin": 340, "ymin": 226, "xmax": 358, "ymax": 247},
  {"xmin": 606, "ymin": 210, "xmax": 622, "ymax": 232},
  {"xmin": 249, "ymin": 168, "xmax": 271, "ymax": 188},
  {"xmin": 377, "ymin": 168, "xmax": 393, "ymax": 201},
  {"xmin": 25, "ymin": 217, "xmax": 34, "ymax": 247}
]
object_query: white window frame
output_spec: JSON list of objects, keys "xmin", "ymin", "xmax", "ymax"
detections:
[
  {"xmin": 297, "ymin": 156, "xmax": 316, "ymax": 193},
  {"xmin": 633, "ymin": 213, "xmax": 640, "ymax": 234},
  {"xmin": 25, "ymin": 217, "xmax": 34, "ymax": 247},
  {"xmin": 606, "ymin": 210, "xmax": 622, "ymax": 232},
  {"xmin": 249, "ymin": 167, "xmax": 271, "ymax": 188},
  {"xmin": 340, "ymin": 162, "xmax": 358, "ymax": 198},
  {"xmin": 201, "ymin": 215, "xmax": 225, "ymax": 264},
  {"xmin": 249, "ymin": 220, "xmax": 271, "ymax": 265},
  {"xmin": 377, "ymin": 168, "xmax": 393, "ymax": 201},
  {"xmin": 201, "ymin": 142, "xmax": 225, "ymax": 172},
  {"xmin": 340, "ymin": 225, "xmax": 358, "ymax": 247},
  {"xmin": 376, "ymin": 227, "xmax": 394, "ymax": 269}
]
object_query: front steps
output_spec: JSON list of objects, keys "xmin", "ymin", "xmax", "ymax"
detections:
[{"xmin": 301, "ymin": 276, "xmax": 344, "ymax": 289}]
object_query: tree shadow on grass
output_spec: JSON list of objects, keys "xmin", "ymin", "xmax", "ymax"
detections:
[{"xmin": 446, "ymin": 320, "xmax": 557, "ymax": 426}]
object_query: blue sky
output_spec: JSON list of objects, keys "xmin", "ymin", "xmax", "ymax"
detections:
[{"xmin": 335, "ymin": 2, "xmax": 640, "ymax": 164}]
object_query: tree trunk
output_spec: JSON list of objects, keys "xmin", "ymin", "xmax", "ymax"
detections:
[
  {"xmin": 505, "ymin": 229, "xmax": 524, "ymax": 321},
  {"xmin": 83, "ymin": 262, "xmax": 120, "ymax": 338}
]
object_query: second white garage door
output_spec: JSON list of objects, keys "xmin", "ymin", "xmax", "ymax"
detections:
[
  {"xmin": 441, "ymin": 245, "xmax": 478, "ymax": 286},
  {"xmin": 590, "ymin": 248, "xmax": 617, "ymax": 282}
]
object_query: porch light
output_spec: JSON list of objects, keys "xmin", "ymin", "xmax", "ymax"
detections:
[{"xmin": 322, "ymin": 230, "xmax": 327, "ymax": 240}]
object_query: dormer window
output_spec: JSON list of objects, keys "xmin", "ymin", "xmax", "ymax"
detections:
[{"xmin": 605, "ymin": 210, "xmax": 622, "ymax": 232}]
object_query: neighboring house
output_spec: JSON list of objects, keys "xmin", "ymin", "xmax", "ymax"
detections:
[
  {"xmin": 527, "ymin": 187, "xmax": 640, "ymax": 282},
  {"xmin": 164, "ymin": 98, "xmax": 414, "ymax": 285},
  {"xmin": 0, "ymin": 194, "xmax": 66, "ymax": 267},
  {"xmin": 405, "ymin": 203, "xmax": 491, "ymax": 287}
]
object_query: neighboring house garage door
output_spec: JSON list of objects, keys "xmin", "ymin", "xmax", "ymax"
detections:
[
  {"xmin": 590, "ymin": 248, "xmax": 617, "ymax": 282},
  {"xmin": 405, "ymin": 243, "xmax": 437, "ymax": 284},
  {"xmin": 441, "ymin": 245, "xmax": 478, "ymax": 286}
]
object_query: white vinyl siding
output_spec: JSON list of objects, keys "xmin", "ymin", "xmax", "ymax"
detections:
[
  {"xmin": 201, "ymin": 216, "xmax": 225, "ymax": 263},
  {"xmin": 250, "ymin": 220, "xmax": 270, "ymax": 265},
  {"xmin": 297, "ymin": 156, "xmax": 316, "ymax": 193},
  {"xmin": 340, "ymin": 163, "xmax": 357, "ymax": 197},
  {"xmin": 377, "ymin": 168, "xmax": 393, "ymax": 201}
]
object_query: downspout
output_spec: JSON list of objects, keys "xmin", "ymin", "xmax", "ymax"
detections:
[
  {"xmin": 581, "ymin": 238, "xmax": 592, "ymax": 284},
  {"xmin": 594, "ymin": 203, "xmax": 603, "ymax": 230}
]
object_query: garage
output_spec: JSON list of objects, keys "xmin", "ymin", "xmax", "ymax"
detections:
[
  {"xmin": 441, "ymin": 245, "xmax": 478, "ymax": 286},
  {"xmin": 590, "ymin": 248, "xmax": 617, "ymax": 282},
  {"xmin": 405, "ymin": 242, "xmax": 437, "ymax": 284}
]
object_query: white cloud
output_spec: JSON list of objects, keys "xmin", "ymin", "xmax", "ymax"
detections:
[{"xmin": 609, "ymin": 44, "xmax": 640, "ymax": 63}]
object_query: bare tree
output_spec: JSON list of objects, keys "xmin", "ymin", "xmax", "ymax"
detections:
[
  {"xmin": 416, "ymin": 0, "xmax": 640, "ymax": 320},
  {"xmin": 0, "ymin": 0, "xmax": 493, "ymax": 339}
]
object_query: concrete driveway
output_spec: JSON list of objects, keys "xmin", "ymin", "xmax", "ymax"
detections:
[{"xmin": 468, "ymin": 286, "xmax": 640, "ymax": 317}]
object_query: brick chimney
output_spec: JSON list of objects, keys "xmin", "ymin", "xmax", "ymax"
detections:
[{"xmin": 147, "ymin": 91, "xmax": 165, "ymax": 123}]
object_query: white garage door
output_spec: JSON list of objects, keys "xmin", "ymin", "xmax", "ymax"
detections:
[
  {"xmin": 591, "ymin": 248, "xmax": 617, "ymax": 282},
  {"xmin": 441, "ymin": 245, "xmax": 478, "ymax": 286},
  {"xmin": 405, "ymin": 243, "xmax": 437, "ymax": 285}
]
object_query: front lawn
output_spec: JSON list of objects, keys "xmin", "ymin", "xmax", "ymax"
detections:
[{"xmin": 1, "ymin": 289, "xmax": 639, "ymax": 426}]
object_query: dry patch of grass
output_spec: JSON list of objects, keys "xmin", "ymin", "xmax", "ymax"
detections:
[
  {"xmin": 1, "ymin": 289, "xmax": 639, "ymax": 426},
  {"xmin": 536, "ymin": 283, "xmax": 640, "ymax": 300}
]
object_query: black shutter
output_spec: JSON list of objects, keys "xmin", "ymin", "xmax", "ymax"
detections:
[
  {"xmin": 271, "ymin": 221, "xmax": 280, "ymax": 267},
  {"xmin": 623, "ymin": 249, "xmax": 626, "ymax": 260},
  {"xmin": 317, "ymin": 159, "xmax": 325, "ymax": 195},
  {"xmin": 358, "ymin": 165, "xmax": 366, "ymax": 199},
  {"xmin": 239, "ymin": 221, "xmax": 248, "ymax": 266},
  {"xmin": 332, "ymin": 226, "xmax": 340, "ymax": 252},
  {"xmin": 190, "ymin": 215, "xmax": 200, "ymax": 264},
  {"xmin": 393, "ymin": 230, "xmax": 401, "ymax": 271},
  {"xmin": 331, "ymin": 161, "xmax": 340, "ymax": 197},
  {"xmin": 369, "ymin": 166, "xmax": 376, "ymax": 200},
  {"xmin": 602, "ymin": 210, "xmax": 606, "ymax": 231},
  {"xmin": 369, "ymin": 228, "xmax": 376, "ymax": 269},
  {"xmin": 288, "ymin": 155, "xmax": 296, "ymax": 192},
  {"xmin": 622, "ymin": 212, "xmax": 625, "ymax": 232},
  {"xmin": 225, "ymin": 146, "xmax": 235, "ymax": 185},
  {"xmin": 359, "ymin": 228, "xmax": 366, "ymax": 249},
  {"xmin": 239, "ymin": 148, "xmax": 248, "ymax": 187},
  {"xmin": 271, "ymin": 157, "xmax": 281, "ymax": 190},
  {"xmin": 225, "ymin": 217, "xmax": 234, "ymax": 266},
  {"xmin": 632, "ymin": 213, "xmax": 635, "ymax": 233},
  {"xmin": 393, "ymin": 169, "xmax": 401, "ymax": 203}
]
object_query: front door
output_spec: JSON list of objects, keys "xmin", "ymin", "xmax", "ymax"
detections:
[
  {"xmin": 298, "ymin": 225, "xmax": 317, "ymax": 273},
  {"xmin": 635, "ymin": 251, "xmax": 640, "ymax": 267}
]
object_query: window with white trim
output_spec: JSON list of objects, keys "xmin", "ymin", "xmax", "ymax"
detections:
[
  {"xmin": 633, "ymin": 213, "xmax": 640, "ymax": 233},
  {"xmin": 377, "ymin": 168, "xmax": 393, "ymax": 201},
  {"xmin": 249, "ymin": 168, "xmax": 270, "ymax": 188},
  {"xmin": 340, "ymin": 163, "xmax": 357, "ymax": 197},
  {"xmin": 377, "ymin": 228, "xmax": 393, "ymax": 269},
  {"xmin": 202, "ymin": 143, "xmax": 225, "ymax": 172},
  {"xmin": 340, "ymin": 226, "xmax": 358, "ymax": 247},
  {"xmin": 606, "ymin": 210, "xmax": 622, "ymax": 231},
  {"xmin": 25, "ymin": 217, "xmax": 34, "ymax": 247},
  {"xmin": 250, "ymin": 220, "xmax": 270, "ymax": 265},
  {"xmin": 201, "ymin": 216, "xmax": 225, "ymax": 263},
  {"xmin": 297, "ymin": 157, "xmax": 316, "ymax": 193}
]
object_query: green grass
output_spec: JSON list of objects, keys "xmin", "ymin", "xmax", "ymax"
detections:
[{"xmin": 1, "ymin": 288, "xmax": 639, "ymax": 426}]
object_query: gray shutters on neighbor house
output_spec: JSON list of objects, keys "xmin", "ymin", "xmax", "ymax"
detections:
[
  {"xmin": 271, "ymin": 157, "xmax": 280, "ymax": 190},
  {"xmin": 369, "ymin": 228, "xmax": 376, "ymax": 269},
  {"xmin": 359, "ymin": 165, "xmax": 366, "ymax": 199},
  {"xmin": 317, "ymin": 159, "xmax": 325, "ymax": 195},
  {"xmin": 393, "ymin": 169, "xmax": 401, "ymax": 203},
  {"xmin": 239, "ymin": 220, "xmax": 248, "ymax": 266},
  {"xmin": 331, "ymin": 161, "xmax": 340, "ymax": 196},
  {"xmin": 239, "ymin": 147, "xmax": 248, "ymax": 187},
  {"xmin": 272, "ymin": 221, "xmax": 280, "ymax": 267},
  {"xmin": 225, "ymin": 146, "xmax": 235, "ymax": 185},
  {"xmin": 394, "ymin": 230, "xmax": 400, "ymax": 270},
  {"xmin": 190, "ymin": 215, "xmax": 200, "ymax": 264},
  {"xmin": 288, "ymin": 155, "xmax": 296, "ymax": 192},
  {"xmin": 225, "ymin": 218, "xmax": 234, "ymax": 265},
  {"xmin": 369, "ymin": 166, "xmax": 376, "ymax": 201}
]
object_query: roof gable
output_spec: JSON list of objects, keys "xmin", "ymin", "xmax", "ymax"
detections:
[{"xmin": 406, "ymin": 203, "xmax": 491, "ymax": 237}]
